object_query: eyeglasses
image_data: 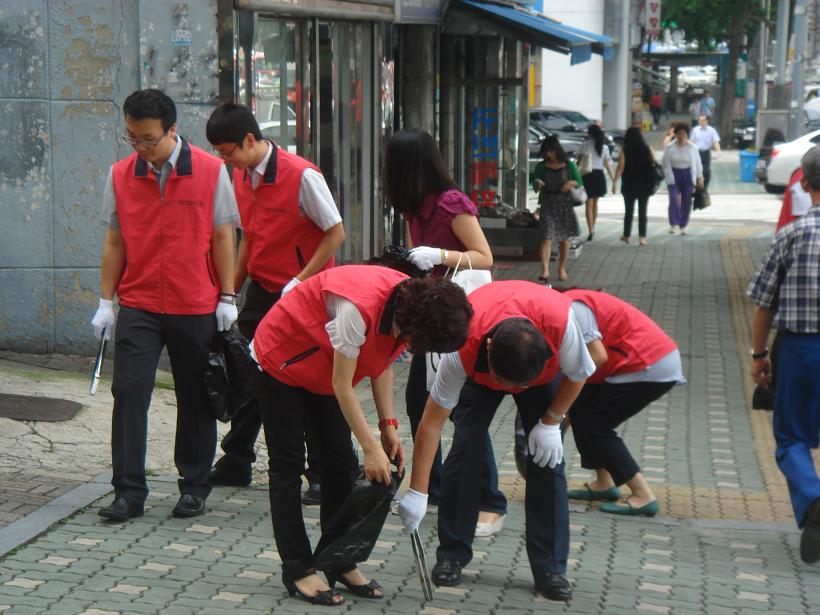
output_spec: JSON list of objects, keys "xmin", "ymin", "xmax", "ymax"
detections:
[
  {"xmin": 214, "ymin": 144, "xmax": 239, "ymax": 160},
  {"xmin": 120, "ymin": 132, "xmax": 167, "ymax": 148}
]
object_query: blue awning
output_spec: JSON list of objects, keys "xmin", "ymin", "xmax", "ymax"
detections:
[{"xmin": 451, "ymin": 0, "xmax": 614, "ymax": 65}]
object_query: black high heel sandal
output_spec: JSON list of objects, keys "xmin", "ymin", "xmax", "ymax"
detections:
[
  {"xmin": 284, "ymin": 578, "xmax": 344, "ymax": 606},
  {"xmin": 326, "ymin": 570, "xmax": 384, "ymax": 599}
]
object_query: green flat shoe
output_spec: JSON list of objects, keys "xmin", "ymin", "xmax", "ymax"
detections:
[
  {"xmin": 599, "ymin": 500, "xmax": 660, "ymax": 517},
  {"xmin": 567, "ymin": 483, "xmax": 621, "ymax": 502}
]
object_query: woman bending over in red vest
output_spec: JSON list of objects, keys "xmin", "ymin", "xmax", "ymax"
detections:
[{"xmin": 250, "ymin": 264, "xmax": 473, "ymax": 607}]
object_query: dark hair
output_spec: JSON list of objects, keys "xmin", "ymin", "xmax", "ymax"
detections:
[
  {"xmin": 802, "ymin": 145, "xmax": 820, "ymax": 190},
  {"xmin": 385, "ymin": 129, "xmax": 460, "ymax": 216},
  {"xmin": 623, "ymin": 127, "xmax": 651, "ymax": 168},
  {"xmin": 538, "ymin": 135, "xmax": 567, "ymax": 162},
  {"xmin": 366, "ymin": 246, "xmax": 427, "ymax": 278},
  {"xmin": 673, "ymin": 122, "xmax": 690, "ymax": 137},
  {"xmin": 488, "ymin": 318, "xmax": 550, "ymax": 384},
  {"xmin": 206, "ymin": 103, "xmax": 263, "ymax": 146},
  {"xmin": 587, "ymin": 124, "xmax": 605, "ymax": 157},
  {"xmin": 123, "ymin": 89, "xmax": 176, "ymax": 131},
  {"xmin": 391, "ymin": 278, "xmax": 473, "ymax": 354}
]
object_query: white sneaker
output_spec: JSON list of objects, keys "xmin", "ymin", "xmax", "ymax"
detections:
[
  {"xmin": 669, "ymin": 225, "xmax": 678, "ymax": 234},
  {"xmin": 475, "ymin": 514, "xmax": 505, "ymax": 537},
  {"xmin": 680, "ymin": 228, "xmax": 687, "ymax": 235}
]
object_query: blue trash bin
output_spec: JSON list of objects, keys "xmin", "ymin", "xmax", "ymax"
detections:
[{"xmin": 739, "ymin": 150, "xmax": 757, "ymax": 183}]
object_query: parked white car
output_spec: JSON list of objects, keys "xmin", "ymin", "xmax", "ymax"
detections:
[{"xmin": 765, "ymin": 129, "xmax": 820, "ymax": 192}]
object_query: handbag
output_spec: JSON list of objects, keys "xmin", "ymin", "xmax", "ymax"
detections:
[
  {"xmin": 425, "ymin": 253, "xmax": 491, "ymax": 390},
  {"xmin": 693, "ymin": 187, "xmax": 711, "ymax": 210},
  {"xmin": 650, "ymin": 161, "xmax": 664, "ymax": 195},
  {"xmin": 569, "ymin": 185, "xmax": 588, "ymax": 206}
]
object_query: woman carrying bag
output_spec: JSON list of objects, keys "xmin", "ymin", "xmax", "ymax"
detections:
[
  {"xmin": 576, "ymin": 124, "xmax": 614, "ymax": 241},
  {"xmin": 384, "ymin": 129, "xmax": 507, "ymax": 538},
  {"xmin": 612, "ymin": 127, "xmax": 657, "ymax": 246},
  {"xmin": 661, "ymin": 123, "xmax": 704, "ymax": 235},
  {"xmin": 252, "ymin": 265, "xmax": 473, "ymax": 606},
  {"xmin": 532, "ymin": 135, "xmax": 582, "ymax": 284}
]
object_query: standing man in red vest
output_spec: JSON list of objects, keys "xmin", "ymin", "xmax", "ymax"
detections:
[
  {"xmin": 206, "ymin": 104, "xmax": 345, "ymax": 494},
  {"xmin": 563, "ymin": 289, "xmax": 685, "ymax": 516},
  {"xmin": 398, "ymin": 281, "xmax": 596, "ymax": 602},
  {"xmin": 91, "ymin": 89, "xmax": 240, "ymax": 521}
]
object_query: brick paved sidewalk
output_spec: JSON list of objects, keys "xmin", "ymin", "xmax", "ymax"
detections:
[{"xmin": 1, "ymin": 214, "xmax": 819, "ymax": 613}]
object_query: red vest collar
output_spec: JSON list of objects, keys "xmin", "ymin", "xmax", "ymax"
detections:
[
  {"xmin": 242, "ymin": 141, "xmax": 278, "ymax": 185},
  {"xmin": 378, "ymin": 288, "xmax": 399, "ymax": 336},
  {"xmin": 134, "ymin": 138, "xmax": 193, "ymax": 178}
]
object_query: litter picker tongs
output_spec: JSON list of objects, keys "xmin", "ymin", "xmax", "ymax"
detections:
[
  {"xmin": 89, "ymin": 329, "xmax": 107, "ymax": 396},
  {"xmin": 410, "ymin": 529, "xmax": 434, "ymax": 601}
]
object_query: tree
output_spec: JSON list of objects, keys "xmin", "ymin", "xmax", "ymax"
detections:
[{"xmin": 663, "ymin": 0, "xmax": 769, "ymax": 142}]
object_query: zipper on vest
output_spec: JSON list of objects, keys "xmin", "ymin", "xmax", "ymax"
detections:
[
  {"xmin": 296, "ymin": 246, "xmax": 306, "ymax": 269},
  {"xmin": 607, "ymin": 345, "xmax": 628, "ymax": 358},
  {"xmin": 205, "ymin": 254, "xmax": 216, "ymax": 287},
  {"xmin": 280, "ymin": 346, "xmax": 320, "ymax": 369}
]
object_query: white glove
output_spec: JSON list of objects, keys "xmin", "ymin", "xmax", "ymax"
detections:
[
  {"xmin": 281, "ymin": 277, "xmax": 300, "ymax": 297},
  {"xmin": 408, "ymin": 246, "xmax": 443, "ymax": 270},
  {"xmin": 398, "ymin": 488, "xmax": 428, "ymax": 534},
  {"xmin": 528, "ymin": 421, "xmax": 563, "ymax": 469},
  {"xmin": 215, "ymin": 301, "xmax": 238, "ymax": 332},
  {"xmin": 91, "ymin": 298, "xmax": 115, "ymax": 341}
]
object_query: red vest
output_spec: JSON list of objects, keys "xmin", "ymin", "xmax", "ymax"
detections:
[
  {"xmin": 254, "ymin": 265, "xmax": 408, "ymax": 395},
  {"xmin": 112, "ymin": 140, "xmax": 222, "ymax": 314},
  {"xmin": 459, "ymin": 281, "xmax": 569, "ymax": 392},
  {"xmin": 234, "ymin": 145, "xmax": 335, "ymax": 293},
  {"xmin": 564, "ymin": 289, "xmax": 678, "ymax": 383},
  {"xmin": 776, "ymin": 168, "xmax": 805, "ymax": 231}
]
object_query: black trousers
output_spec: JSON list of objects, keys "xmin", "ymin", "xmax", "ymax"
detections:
[
  {"xmin": 623, "ymin": 192, "xmax": 650, "ymax": 238},
  {"xmin": 110, "ymin": 306, "xmax": 216, "ymax": 504},
  {"xmin": 437, "ymin": 379, "xmax": 569, "ymax": 579},
  {"xmin": 699, "ymin": 149, "xmax": 712, "ymax": 190},
  {"xmin": 257, "ymin": 371, "xmax": 358, "ymax": 582},
  {"xmin": 568, "ymin": 381, "xmax": 675, "ymax": 486},
  {"xmin": 216, "ymin": 280, "xmax": 322, "ymax": 483}
]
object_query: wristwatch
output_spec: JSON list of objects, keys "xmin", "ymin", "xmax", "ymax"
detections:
[{"xmin": 750, "ymin": 348, "xmax": 769, "ymax": 359}]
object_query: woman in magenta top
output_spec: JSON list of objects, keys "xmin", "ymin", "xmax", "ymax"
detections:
[{"xmin": 385, "ymin": 129, "xmax": 505, "ymax": 536}]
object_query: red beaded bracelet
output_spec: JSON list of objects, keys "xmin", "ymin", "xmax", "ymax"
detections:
[{"xmin": 378, "ymin": 418, "xmax": 398, "ymax": 431}]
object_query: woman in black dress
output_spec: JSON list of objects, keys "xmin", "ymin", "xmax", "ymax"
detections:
[{"xmin": 612, "ymin": 127, "xmax": 657, "ymax": 245}]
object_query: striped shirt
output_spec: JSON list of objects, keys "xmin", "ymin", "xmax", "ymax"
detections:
[{"xmin": 747, "ymin": 206, "xmax": 820, "ymax": 332}]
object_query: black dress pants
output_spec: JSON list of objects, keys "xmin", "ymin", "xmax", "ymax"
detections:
[
  {"xmin": 257, "ymin": 371, "xmax": 358, "ymax": 583},
  {"xmin": 437, "ymin": 378, "xmax": 569, "ymax": 579},
  {"xmin": 699, "ymin": 149, "xmax": 712, "ymax": 189},
  {"xmin": 216, "ymin": 280, "xmax": 322, "ymax": 481},
  {"xmin": 569, "ymin": 381, "xmax": 675, "ymax": 486},
  {"xmin": 110, "ymin": 306, "xmax": 216, "ymax": 505}
]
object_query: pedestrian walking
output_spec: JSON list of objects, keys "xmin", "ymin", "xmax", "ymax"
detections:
[
  {"xmin": 384, "ymin": 129, "xmax": 506, "ymax": 536},
  {"xmin": 690, "ymin": 115, "xmax": 721, "ymax": 190},
  {"xmin": 532, "ymin": 136, "xmax": 582, "ymax": 283},
  {"xmin": 700, "ymin": 90, "xmax": 716, "ymax": 121},
  {"xmin": 748, "ymin": 145, "xmax": 820, "ymax": 565},
  {"xmin": 205, "ymin": 104, "xmax": 344, "ymax": 503},
  {"xmin": 661, "ymin": 123, "xmax": 704, "ymax": 235},
  {"xmin": 398, "ymin": 281, "xmax": 596, "ymax": 602},
  {"xmin": 252, "ymin": 265, "xmax": 473, "ymax": 605},
  {"xmin": 650, "ymin": 91, "xmax": 663, "ymax": 128},
  {"xmin": 563, "ymin": 289, "xmax": 685, "ymax": 516},
  {"xmin": 91, "ymin": 89, "xmax": 240, "ymax": 522},
  {"xmin": 577, "ymin": 124, "xmax": 614, "ymax": 241},
  {"xmin": 688, "ymin": 95, "xmax": 701, "ymax": 128},
  {"xmin": 612, "ymin": 127, "xmax": 656, "ymax": 245}
]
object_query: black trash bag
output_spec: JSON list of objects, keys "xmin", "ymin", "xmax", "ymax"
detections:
[
  {"xmin": 366, "ymin": 245, "xmax": 427, "ymax": 278},
  {"xmin": 313, "ymin": 470, "xmax": 403, "ymax": 571},
  {"xmin": 752, "ymin": 385, "xmax": 774, "ymax": 411},
  {"xmin": 203, "ymin": 328, "xmax": 257, "ymax": 423},
  {"xmin": 693, "ymin": 188, "xmax": 711, "ymax": 210}
]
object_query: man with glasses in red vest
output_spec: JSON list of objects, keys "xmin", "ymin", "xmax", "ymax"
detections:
[
  {"xmin": 205, "ymin": 104, "xmax": 345, "ymax": 498},
  {"xmin": 91, "ymin": 89, "xmax": 240, "ymax": 521},
  {"xmin": 398, "ymin": 281, "xmax": 596, "ymax": 602}
]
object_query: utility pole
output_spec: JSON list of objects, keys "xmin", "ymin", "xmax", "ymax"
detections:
[
  {"xmin": 771, "ymin": 0, "xmax": 789, "ymax": 109},
  {"xmin": 756, "ymin": 0, "xmax": 770, "ymax": 114},
  {"xmin": 788, "ymin": 0, "xmax": 809, "ymax": 139}
]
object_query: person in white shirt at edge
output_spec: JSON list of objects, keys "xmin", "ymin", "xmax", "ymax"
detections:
[
  {"xmin": 397, "ymin": 281, "xmax": 596, "ymax": 603},
  {"xmin": 206, "ymin": 104, "xmax": 345, "ymax": 496},
  {"xmin": 690, "ymin": 115, "xmax": 721, "ymax": 191},
  {"xmin": 661, "ymin": 122, "xmax": 704, "ymax": 235}
]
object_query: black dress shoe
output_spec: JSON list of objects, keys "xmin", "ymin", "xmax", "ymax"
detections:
[
  {"xmin": 302, "ymin": 483, "xmax": 321, "ymax": 506},
  {"xmin": 534, "ymin": 572, "xmax": 572, "ymax": 601},
  {"xmin": 208, "ymin": 463, "xmax": 252, "ymax": 487},
  {"xmin": 99, "ymin": 497, "xmax": 143, "ymax": 522},
  {"xmin": 172, "ymin": 494, "xmax": 206, "ymax": 518},
  {"xmin": 800, "ymin": 498, "xmax": 820, "ymax": 563},
  {"xmin": 431, "ymin": 559, "xmax": 462, "ymax": 587}
]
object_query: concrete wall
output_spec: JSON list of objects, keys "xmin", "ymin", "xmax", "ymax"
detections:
[
  {"xmin": 0, "ymin": 0, "xmax": 218, "ymax": 355},
  {"xmin": 538, "ymin": 0, "xmax": 606, "ymax": 121}
]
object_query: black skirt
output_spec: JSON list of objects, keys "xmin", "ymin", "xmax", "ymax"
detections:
[{"xmin": 582, "ymin": 169, "xmax": 607, "ymax": 199}]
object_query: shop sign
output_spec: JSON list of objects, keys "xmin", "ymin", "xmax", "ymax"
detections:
[{"xmin": 470, "ymin": 106, "xmax": 499, "ymax": 207}]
